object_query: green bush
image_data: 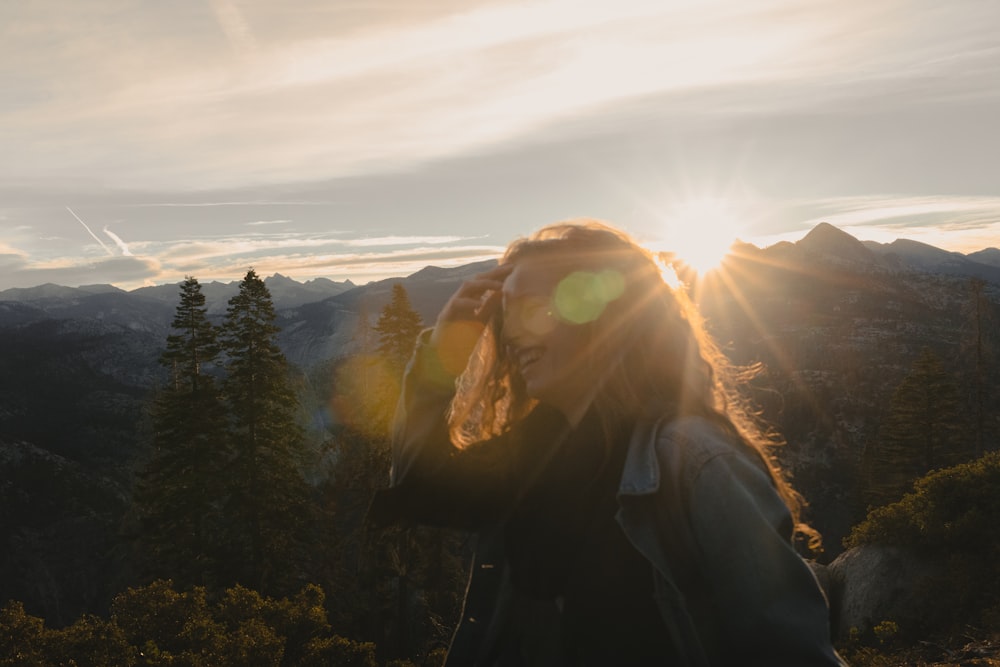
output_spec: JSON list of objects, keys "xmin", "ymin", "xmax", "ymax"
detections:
[
  {"xmin": 2, "ymin": 580, "xmax": 381, "ymax": 666},
  {"xmin": 46, "ymin": 614, "xmax": 135, "ymax": 667},
  {"xmin": 847, "ymin": 451, "xmax": 1000, "ymax": 552},
  {"xmin": 300, "ymin": 635, "xmax": 377, "ymax": 667},
  {"xmin": 845, "ymin": 451, "xmax": 1000, "ymax": 633},
  {"xmin": 111, "ymin": 579, "xmax": 216, "ymax": 659},
  {"xmin": 263, "ymin": 584, "xmax": 331, "ymax": 665},
  {"xmin": 0, "ymin": 600, "xmax": 46, "ymax": 666},
  {"xmin": 214, "ymin": 617, "xmax": 284, "ymax": 666}
]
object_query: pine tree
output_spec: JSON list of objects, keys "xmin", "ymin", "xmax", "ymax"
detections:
[
  {"xmin": 339, "ymin": 284, "xmax": 423, "ymax": 435},
  {"xmin": 219, "ymin": 269, "xmax": 311, "ymax": 595},
  {"xmin": 135, "ymin": 277, "xmax": 229, "ymax": 588},
  {"xmin": 374, "ymin": 284, "xmax": 424, "ymax": 376},
  {"xmin": 864, "ymin": 347, "xmax": 967, "ymax": 507},
  {"xmin": 961, "ymin": 278, "xmax": 998, "ymax": 457}
]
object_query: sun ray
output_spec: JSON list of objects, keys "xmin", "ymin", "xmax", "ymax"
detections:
[{"xmin": 696, "ymin": 253, "xmax": 821, "ymax": 426}]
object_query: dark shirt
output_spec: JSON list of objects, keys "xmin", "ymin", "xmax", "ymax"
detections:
[{"xmin": 505, "ymin": 407, "xmax": 673, "ymax": 665}]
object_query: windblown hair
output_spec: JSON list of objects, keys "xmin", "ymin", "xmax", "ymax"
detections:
[{"xmin": 448, "ymin": 219, "xmax": 817, "ymax": 547}]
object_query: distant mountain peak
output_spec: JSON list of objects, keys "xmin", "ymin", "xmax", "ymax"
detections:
[
  {"xmin": 797, "ymin": 222, "xmax": 879, "ymax": 266},
  {"xmin": 801, "ymin": 222, "xmax": 860, "ymax": 246},
  {"xmin": 967, "ymin": 247, "xmax": 1000, "ymax": 268},
  {"xmin": 408, "ymin": 265, "xmax": 448, "ymax": 280},
  {"xmin": 884, "ymin": 238, "xmax": 964, "ymax": 262},
  {"xmin": 0, "ymin": 282, "xmax": 126, "ymax": 302},
  {"xmin": 863, "ymin": 238, "xmax": 1000, "ymax": 282},
  {"xmin": 78, "ymin": 284, "xmax": 124, "ymax": 294}
]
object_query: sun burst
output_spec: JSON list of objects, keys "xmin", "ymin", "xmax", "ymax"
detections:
[{"xmin": 659, "ymin": 197, "xmax": 743, "ymax": 275}]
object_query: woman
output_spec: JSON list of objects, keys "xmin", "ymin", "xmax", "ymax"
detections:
[{"xmin": 370, "ymin": 220, "xmax": 845, "ymax": 666}]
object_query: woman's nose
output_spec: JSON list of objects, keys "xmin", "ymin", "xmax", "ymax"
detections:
[{"xmin": 500, "ymin": 315, "xmax": 524, "ymax": 347}]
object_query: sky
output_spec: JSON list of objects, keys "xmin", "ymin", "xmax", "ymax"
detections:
[{"xmin": 1, "ymin": 0, "xmax": 999, "ymax": 290}]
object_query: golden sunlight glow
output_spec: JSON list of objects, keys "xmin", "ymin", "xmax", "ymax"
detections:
[{"xmin": 660, "ymin": 197, "xmax": 743, "ymax": 274}]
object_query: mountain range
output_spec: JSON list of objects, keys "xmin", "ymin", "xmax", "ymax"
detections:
[
  {"xmin": 1, "ymin": 223, "xmax": 998, "ymax": 625},
  {"xmin": 3, "ymin": 222, "xmax": 998, "ymax": 307}
]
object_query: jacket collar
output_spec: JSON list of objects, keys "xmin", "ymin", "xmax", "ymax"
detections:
[{"xmin": 617, "ymin": 417, "xmax": 663, "ymax": 497}]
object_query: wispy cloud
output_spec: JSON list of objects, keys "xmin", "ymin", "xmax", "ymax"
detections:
[
  {"xmin": 801, "ymin": 195, "xmax": 1000, "ymax": 229},
  {"xmin": 246, "ymin": 219, "xmax": 292, "ymax": 226},
  {"xmin": 127, "ymin": 201, "xmax": 336, "ymax": 208},
  {"xmin": 0, "ymin": 255, "xmax": 161, "ymax": 290},
  {"xmin": 9, "ymin": 0, "xmax": 974, "ymax": 190},
  {"xmin": 0, "ymin": 227, "xmax": 503, "ymax": 290},
  {"xmin": 65, "ymin": 207, "xmax": 113, "ymax": 256},
  {"xmin": 103, "ymin": 226, "xmax": 133, "ymax": 256},
  {"xmin": 147, "ymin": 232, "xmax": 478, "ymax": 262},
  {"xmin": 342, "ymin": 235, "xmax": 469, "ymax": 247}
]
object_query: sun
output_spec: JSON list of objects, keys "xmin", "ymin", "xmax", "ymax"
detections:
[{"xmin": 658, "ymin": 197, "xmax": 743, "ymax": 274}]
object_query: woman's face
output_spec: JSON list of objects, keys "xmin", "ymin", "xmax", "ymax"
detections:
[{"xmin": 501, "ymin": 257, "xmax": 612, "ymax": 422}]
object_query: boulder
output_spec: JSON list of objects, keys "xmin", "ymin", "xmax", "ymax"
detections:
[
  {"xmin": 827, "ymin": 544, "xmax": 940, "ymax": 640},
  {"xmin": 807, "ymin": 560, "xmax": 833, "ymax": 603}
]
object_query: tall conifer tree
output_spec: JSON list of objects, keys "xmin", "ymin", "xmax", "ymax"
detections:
[
  {"xmin": 375, "ymin": 283, "xmax": 424, "ymax": 376},
  {"xmin": 864, "ymin": 347, "xmax": 966, "ymax": 507},
  {"xmin": 219, "ymin": 269, "xmax": 311, "ymax": 594},
  {"xmin": 136, "ymin": 276, "xmax": 228, "ymax": 587},
  {"xmin": 962, "ymin": 277, "xmax": 998, "ymax": 457}
]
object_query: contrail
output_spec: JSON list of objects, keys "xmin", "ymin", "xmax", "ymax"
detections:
[
  {"xmin": 103, "ymin": 226, "xmax": 133, "ymax": 256},
  {"xmin": 66, "ymin": 206, "xmax": 113, "ymax": 256}
]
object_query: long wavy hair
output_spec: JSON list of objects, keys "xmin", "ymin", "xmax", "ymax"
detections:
[{"xmin": 448, "ymin": 219, "xmax": 816, "ymax": 547}]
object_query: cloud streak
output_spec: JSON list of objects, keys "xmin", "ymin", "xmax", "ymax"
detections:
[
  {"xmin": 0, "ymin": 255, "xmax": 161, "ymax": 290},
  {"xmin": 0, "ymin": 224, "xmax": 503, "ymax": 290},
  {"xmin": 65, "ymin": 206, "xmax": 113, "ymax": 255},
  {"xmin": 103, "ymin": 226, "xmax": 133, "ymax": 256}
]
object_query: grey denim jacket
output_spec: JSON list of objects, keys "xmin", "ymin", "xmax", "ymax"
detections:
[{"xmin": 373, "ymin": 333, "xmax": 847, "ymax": 666}]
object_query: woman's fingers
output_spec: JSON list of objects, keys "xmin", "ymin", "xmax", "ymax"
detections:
[
  {"xmin": 441, "ymin": 265, "xmax": 513, "ymax": 323},
  {"xmin": 429, "ymin": 264, "xmax": 512, "ymax": 357},
  {"xmin": 476, "ymin": 288, "xmax": 503, "ymax": 321}
]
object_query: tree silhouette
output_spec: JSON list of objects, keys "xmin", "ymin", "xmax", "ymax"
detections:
[
  {"xmin": 374, "ymin": 284, "xmax": 424, "ymax": 377},
  {"xmin": 961, "ymin": 278, "xmax": 998, "ymax": 456},
  {"xmin": 864, "ymin": 347, "xmax": 967, "ymax": 507},
  {"xmin": 341, "ymin": 283, "xmax": 424, "ymax": 435},
  {"xmin": 135, "ymin": 277, "xmax": 229, "ymax": 588},
  {"xmin": 219, "ymin": 269, "xmax": 312, "ymax": 595}
]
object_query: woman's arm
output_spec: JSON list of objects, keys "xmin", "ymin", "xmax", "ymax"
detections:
[
  {"xmin": 370, "ymin": 264, "xmax": 517, "ymax": 530},
  {"xmin": 682, "ymin": 432, "xmax": 846, "ymax": 666},
  {"xmin": 372, "ymin": 331, "xmax": 517, "ymax": 530}
]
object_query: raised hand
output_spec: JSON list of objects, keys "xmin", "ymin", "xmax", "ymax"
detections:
[{"xmin": 429, "ymin": 263, "xmax": 513, "ymax": 377}]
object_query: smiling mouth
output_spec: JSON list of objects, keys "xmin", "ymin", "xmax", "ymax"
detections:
[{"xmin": 514, "ymin": 346, "xmax": 544, "ymax": 374}]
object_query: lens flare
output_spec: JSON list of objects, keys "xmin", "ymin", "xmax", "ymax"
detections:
[{"xmin": 553, "ymin": 270, "xmax": 624, "ymax": 324}]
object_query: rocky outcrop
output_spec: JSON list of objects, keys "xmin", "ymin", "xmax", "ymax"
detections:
[{"xmin": 827, "ymin": 545, "xmax": 941, "ymax": 640}]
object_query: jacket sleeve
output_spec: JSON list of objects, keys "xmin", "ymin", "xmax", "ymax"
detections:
[
  {"xmin": 684, "ymin": 438, "xmax": 846, "ymax": 666},
  {"xmin": 368, "ymin": 330, "xmax": 516, "ymax": 531}
]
